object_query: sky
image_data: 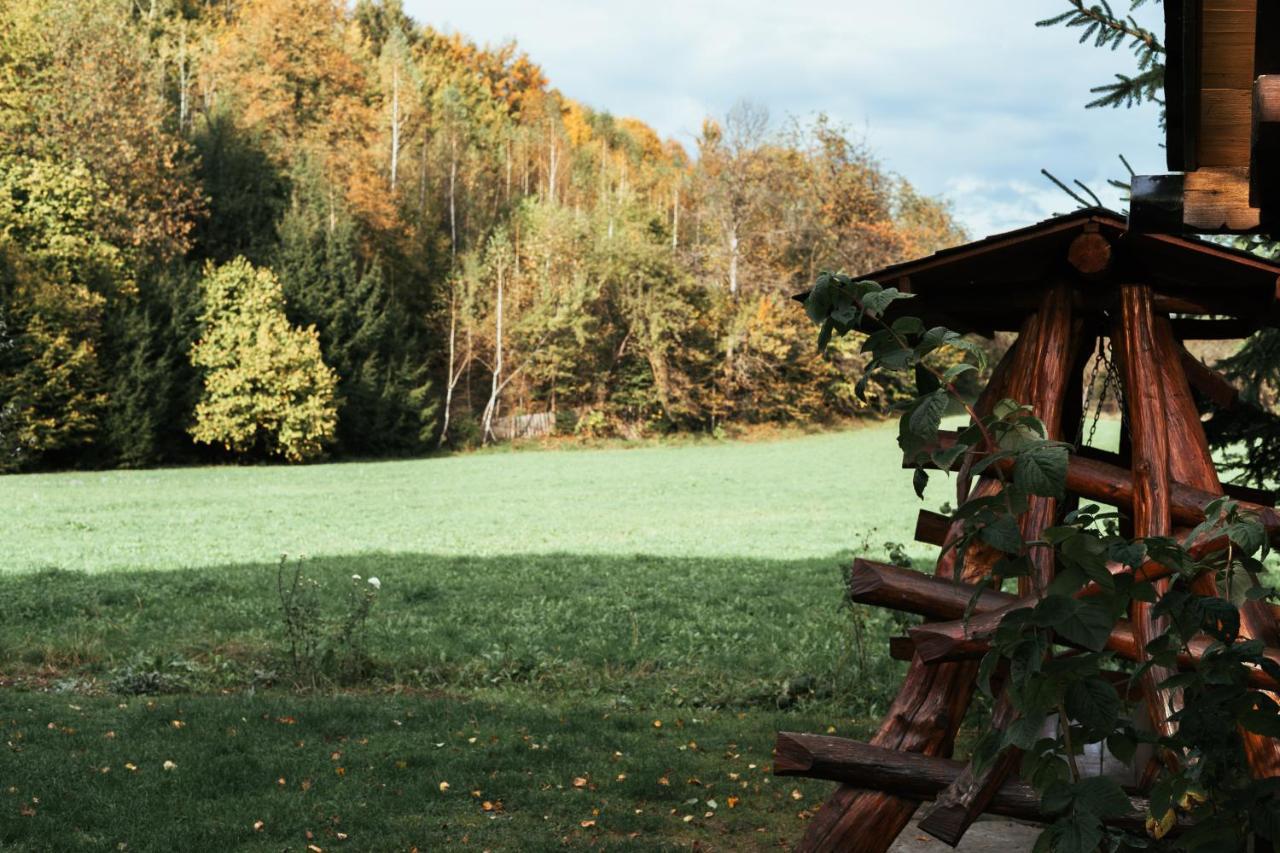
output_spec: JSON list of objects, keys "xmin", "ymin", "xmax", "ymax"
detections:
[{"xmin": 401, "ymin": 0, "xmax": 1166, "ymax": 239}]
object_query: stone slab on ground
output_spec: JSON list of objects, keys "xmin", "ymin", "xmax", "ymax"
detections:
[{"xmin": 887, "ymin": 815, "xmax": 1042, "ymax": 853}]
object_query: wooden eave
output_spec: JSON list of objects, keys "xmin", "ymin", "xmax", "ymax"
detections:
[{"xmin": 795, "ymin": 208, "xmax": 1280, "ymax": 332}]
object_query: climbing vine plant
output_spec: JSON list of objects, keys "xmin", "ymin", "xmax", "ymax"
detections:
[{"xmin": 804, "ymin": 272, "xmax": 1280, "ymax": 853}]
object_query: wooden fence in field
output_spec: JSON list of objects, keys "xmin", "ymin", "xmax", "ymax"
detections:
[{"xmin": 491, "ymin": 411, "xmax": 556, "ymax": 441}]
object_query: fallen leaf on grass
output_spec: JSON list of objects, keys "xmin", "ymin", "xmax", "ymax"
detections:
[
  {"xmin": 682, "ymin": 815, "xmax": 694, "ymax": 823},
  {"xmin": 162, "ymin": 761, "xmax": 176, "ymax": 771},
  {"xmin": 124, "ymin": 763, "xmax": 138, "ymax": 772},
  {"xmin": 657, "ymin": 776, "xmax": 670, "ymax": 786},
  {"xmin": 616, "ymin": 773, "xmax": 626, "ymax": 782},
  {"xmin": 572, "ymin": 777, "xmax": 587, "ymax": 788},
  {"xmin": 580, "ymin": 820, "xmax": 596, "ymax": 828},
  {"xmin": 438, "ymin": 782, "xmax": 450, "ymax": 792},
  {"xmin": 252, "ymin": 820, "xmax": 264, "ymax": 832},
  {"xmin": 19, "ymin": 803, "xmax": 36, "ymax": 817},
  {"xmin": 727, "ymin": 796, "xmax": 740, "ymax": 808},
  {"xmin": 170, "ymin": 720, "xmax": 185, "ymax": 729},
  {"xmin": 791, "ymin": 789, "xmax": 803, "ymax": 801},
  {"xmin": 652, "ymin": 720, "xmax": 662, "ymax": 728}
]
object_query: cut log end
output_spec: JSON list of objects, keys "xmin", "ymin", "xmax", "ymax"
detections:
[
  {"xmin": 774, "ymin": 732, "xmax": 817, "ymax": 776},
  {"xmin": 1067, "ymin": 232, "xmax": 1113, "ymax": 277}
]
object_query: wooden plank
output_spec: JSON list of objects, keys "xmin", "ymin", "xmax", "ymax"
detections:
[
  {"xmin": 1183, "ymin": 167, "xmax": 1262, "ymax": 231},
  {"xmin": 1199, "ymin": 89, "xmax": 1254, "ymax": 167},
  {"xmin": 1201, "ymin": 0, "xmax": 1257, "ymax": 89}
]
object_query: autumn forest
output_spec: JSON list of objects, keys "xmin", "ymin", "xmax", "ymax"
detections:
[{"xmin": 0, "ymin": 0, "xmax": 966, "ymax": 469}]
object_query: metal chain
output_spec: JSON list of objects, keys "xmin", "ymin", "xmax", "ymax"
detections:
[
  {"xmin": 1085, "ymin": 337, "xmax": 1117, "ymax": 450},
  {"xmin": 1077, "ymin": 336, "xmax": 1103, "ymax": 447}
]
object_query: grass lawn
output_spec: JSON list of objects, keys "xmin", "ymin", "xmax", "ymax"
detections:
[{"xmin": 0, "ymin": 424, "xmax": 951, "ymax": 851}]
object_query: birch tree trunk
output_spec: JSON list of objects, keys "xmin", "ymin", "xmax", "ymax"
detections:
[
  {"xmin": 449, "ymin": 134, "xmax": 458, "ymax": 260},
  {"xmin": 728, "ymin": 225, "xmax": 740, "ymax": 298},
  {"xmin": 389, "ymin": 66, "xmax": 400, "ymax": 190},
  {"xmin": 481, "ymin": 263, "xmax": 504, "ymax": 444},
  {"xmin": 438, "ymin": 292, "xmax": 461, "ymax": 447}
]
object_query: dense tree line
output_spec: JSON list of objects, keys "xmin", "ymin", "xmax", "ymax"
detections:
[{"xmin": 0, "ymin": 0, "xmax": 965, "ymax": 469}]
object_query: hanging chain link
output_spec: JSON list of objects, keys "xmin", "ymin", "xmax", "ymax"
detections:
[
  {"xmin": 1085, "ymin": 336, "xmax": 1118, "ymax": 450},
  {"xmin": 1077, "ymin": 336, "xmax": 1103, "ymax": 447}
]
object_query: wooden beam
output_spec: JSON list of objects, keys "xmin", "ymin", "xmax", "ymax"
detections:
[
  {"xmin": 914, "ymin": 509, "xmax": 951, "ymax": 547},
  {"xmin": 916, "ymin": 691, "xmax": 1023, "ymax": 845},
  {"xmin": 1170, "ymin": 317, "xmax": 1261, "ymax": 338},
  {"xmin": 1186, "ymin": 167, "xmax": 1263, "ymax": 232},
  {"xmin": 774, "ymin": 734, "xmax": 1177, "ymax": 834},
  {"xmin": 1179, "ymin": 345, "xmax": 1241, "ymax": 409},
  {"xmin": 909, "ymin": 613, "xmax": 1280, "ymax": 692},
  {"xmin": 888, "ymin": 636, "xmax": 916, "ymax": 662},
  {"xmin": 1116, "ymin": 285, "xmax": 1181, "ymax": 757},
  {"xmin": 1252, "ymin": 75, "xmax": 1280, "ymax": 212},
  {"xmin": 913, "ymin": 431, "xmax": 1280, "ymax": 537}
]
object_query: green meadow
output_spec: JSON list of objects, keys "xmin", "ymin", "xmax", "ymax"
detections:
[{"xmin": 1, "ymin": 424, "xmax": 955, "ymax": 851}]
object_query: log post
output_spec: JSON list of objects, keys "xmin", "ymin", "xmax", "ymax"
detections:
[
  {"xmin": 1153, "ymin": 317, "xmax": 1280, "ymax": 778},
  {"xmin": 1115, "ymin": 284, "xmax": 1180, "ymax": 774},
  {"xmin": 915, "ymin": 284, "xmax": 1081, "ymax": 846}
]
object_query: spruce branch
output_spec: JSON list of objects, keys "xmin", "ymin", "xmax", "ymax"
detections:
[{"xmin": 1039, "ymin": 1, "xmax": 1165, "ymax": 109}]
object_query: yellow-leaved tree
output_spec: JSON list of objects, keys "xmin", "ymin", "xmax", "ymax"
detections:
[{"xmin": 190, "ymin": 259, "xmax": 338, "ymax": 462}]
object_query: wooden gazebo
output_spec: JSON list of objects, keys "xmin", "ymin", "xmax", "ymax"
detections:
[{"xmin": 775, "ymin": 208, "xmax": 1280, "ymax": 851}]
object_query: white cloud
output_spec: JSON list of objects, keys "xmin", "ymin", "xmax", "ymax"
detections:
[{"xmin": 403, "ymin": 0, "xmax": 1165, "ymax": 238}]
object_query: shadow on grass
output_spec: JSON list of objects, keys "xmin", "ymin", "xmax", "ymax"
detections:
[{"xmin": 0, "ymin": 552, "xmax": 912, "ymax": 714}]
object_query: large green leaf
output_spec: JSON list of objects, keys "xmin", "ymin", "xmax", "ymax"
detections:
[
  {"xmin": 1065, "ymin": 677, "xmax": 1121, "ymax": 733},
  {"xmin": 907, "ymin": 389, "xmax": 948, "ymax": 440},
  {"xmin": 1013, "ymin": 443, "xmax": 1069, "ymax": 499}
]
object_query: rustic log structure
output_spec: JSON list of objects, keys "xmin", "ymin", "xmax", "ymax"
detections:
[{"xmin": 778, "ymin": 209, "xmax": 1280, "ymax": 851}]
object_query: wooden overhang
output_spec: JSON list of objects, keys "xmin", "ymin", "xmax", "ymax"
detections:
[
  {"xmin": 1131, "ymin": 0, "xmax": 1280, "ymax": 234},
  {"xmin": 797, "ymin": 208, "xmax": 1280, "ymax": 336}
]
